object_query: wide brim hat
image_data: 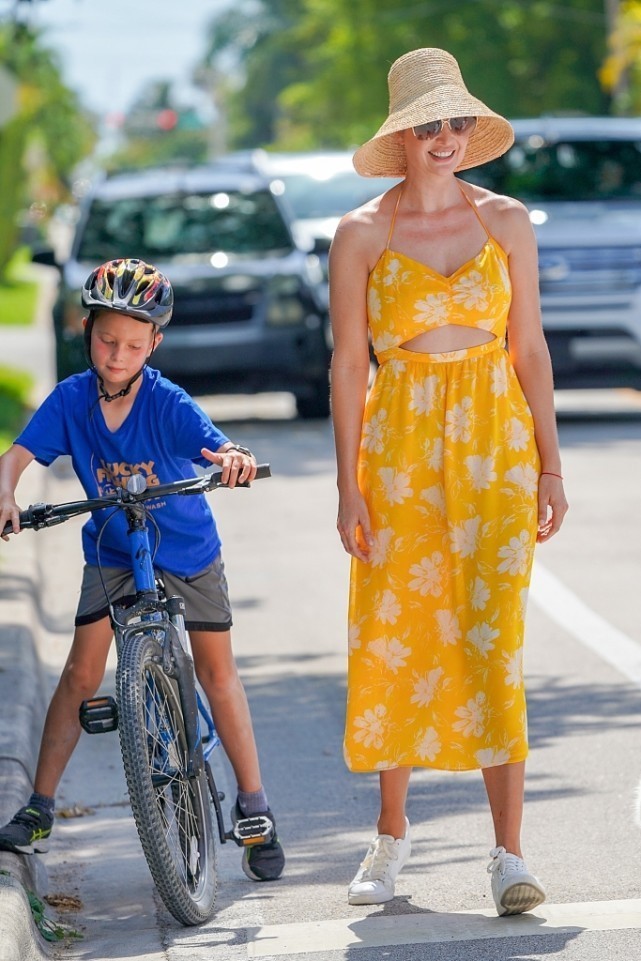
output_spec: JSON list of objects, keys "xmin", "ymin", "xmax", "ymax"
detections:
[{"xmin": 353, "ymin": 48, "xmax": 514, "ymax": 177}]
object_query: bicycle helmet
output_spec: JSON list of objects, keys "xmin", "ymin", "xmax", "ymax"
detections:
[
  {"xmin": 82, "ymin": 259, "xmax": 173, "ymax": 402},
  {"xmin": 82, "ymin": 258, "xmax": 173, "ymax": 328}
]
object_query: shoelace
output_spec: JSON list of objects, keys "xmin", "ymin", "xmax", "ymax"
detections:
[
  {"xmin": 487, "ymin": 845, "xmax": 527, "ymax": 878},
  {"xmin": 359, "ymin": 836, "xmax": 399, "ymax": 881}
]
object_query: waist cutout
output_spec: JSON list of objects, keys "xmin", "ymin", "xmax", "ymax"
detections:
[{"xmin": 378, "ymin": 337, "xmax": 505, "ymax": 366}]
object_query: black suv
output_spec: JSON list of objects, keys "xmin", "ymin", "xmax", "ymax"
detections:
[{"xmin": 48, "ymin": 166, "xmax": 331, "ymax": 418}]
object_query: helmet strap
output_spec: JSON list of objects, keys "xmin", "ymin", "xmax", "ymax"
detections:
[{"xmin": 94, "ymin": 330, "xmax": 158, "ymax": 403}]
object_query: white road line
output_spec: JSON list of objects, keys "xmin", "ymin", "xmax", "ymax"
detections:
[
  {"xmin": 530, "ymin": 562, "xmax": 641, "ymax": 688},
  {"xmin": 245, "ymin": 899, "xmax": 641, "ymax": 957}
]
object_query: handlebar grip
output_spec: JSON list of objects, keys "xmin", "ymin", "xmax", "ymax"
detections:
[
  {"xmin": 2, "ymin": 509, "xmax": 32, "ymax": 537},
  {"xmin": 254, "ymin": 464, "xmax": 271, "ymax": 480}
]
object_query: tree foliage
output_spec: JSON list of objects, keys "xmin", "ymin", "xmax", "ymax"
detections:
[
  {"xmin": 202, "ymin": 0, "xmax": 611, "ymax": 152},
  {"xmin": 600, "ymin": 0, "xmax": 641, "ymax": 112},
  {"xmin": 0, "ymin": 22, "xmax": 96, "ymax": 277}
]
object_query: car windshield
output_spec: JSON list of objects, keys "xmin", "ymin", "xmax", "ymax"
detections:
[
  {"xmin": 274, "ymin": 172, "xmax": 400, "ymax": 219},
  {"xmin": 466, "ymin": 138, "xmax": 641, "ymax": 202},
  {"xmin": 76, "ymin": 189, "xmax": 294, "ymax": 263}
]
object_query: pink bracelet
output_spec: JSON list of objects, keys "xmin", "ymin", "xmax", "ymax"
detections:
[{"xmin": 540, "ymin": 471, "xmax": 563, "ymax": 479}]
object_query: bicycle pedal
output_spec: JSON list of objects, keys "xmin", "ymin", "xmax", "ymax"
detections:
[
  {"xmin": 228, "ymin": 814, "xmax": 274, "ymax": 847},
  {"xmin": 79, "ymin": 696, "xmax": 118, "ymax": 734}
]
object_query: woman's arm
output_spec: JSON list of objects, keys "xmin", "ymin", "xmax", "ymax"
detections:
[
  {"xmin": 498, "ymin": 200, "xmax": 569, "ymax": 541},
  {"xmin": 328, "ymin": 216, "xmax": 374, "ymax": 561}
]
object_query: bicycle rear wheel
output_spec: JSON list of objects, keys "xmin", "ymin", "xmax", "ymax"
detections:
[{"xmin": 116, "ymin": 630, "xmax": 217, "ymax": 925}]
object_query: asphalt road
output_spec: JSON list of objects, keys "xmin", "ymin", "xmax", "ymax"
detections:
[{"xmin": 16, "ymin": 388, "xmax": 641, "ymax": 961}]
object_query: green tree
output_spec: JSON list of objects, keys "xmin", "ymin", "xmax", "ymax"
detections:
[
  {"xmin": 202, "ymin": 0, "xmax": 611, "ymax": 152},
  {"xmin": 0, "ymin": 21, "xmax": 95, "ymax": 278},
  {"xmin": 600, "ymin": 0, "xmax": 641, "ymax": 112}
]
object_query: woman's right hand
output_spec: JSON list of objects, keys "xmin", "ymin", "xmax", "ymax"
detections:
[{"xmin": 337, "ymin": 490, "xmax": 373, "ymax": 562}]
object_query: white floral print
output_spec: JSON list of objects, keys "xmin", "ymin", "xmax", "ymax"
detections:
[
  {"xmin": 465, "ymin": 454, "xmax": 497, "ymax": 491},
  {"xmin": 505, "ymin": 463, "xmax": 539, "ymax": 495},
  {"xmin": 497, "ymin": 530, "xmax": 532, "ymax": 576},
  {"xmin": 376, "ymin": 589, "xmax": 401, "ymax": 624},
  {"xmin": 467, "ymin": 621, "xmax": 499, "ymax": 658},
  {"xmin": 445, "ymin": 396, "xmax": 474, "ymax": 442},
  {"xmin": 415, "ymin": 726, "xmax": 442, "ymax": 762},
  {"xmin": 435, "ymin": 609, "xmax": 461, "ymax": 646},
  {"xmin": 470, "ymin": 576, "xmax": 490, "ymax": 611},
  {"xmin": 379, "ymin": 467, "xmax": 413, "ymax": 505},
  {"xmin": 449, "ymin": 515, "xmax": 481, "ymax": 558},
  {"xmin": 453, "ymin": 693, "xmax": 487, "ymax": 738},
  {"xmin": 414, "ymin": 292, "xmax": 450, "ymax": 326},
  {"xmin": 410, "ymin": 375, "xmax": 440, "ymax": 415},
  {"xmin": 411, "ymin": 667, "xmax": 445, "ymax": 707},
  {"xmin": 409, "ymin": 552, "xmax": 444, "ymax": 596},
  {"xmin": 353, "ymin": 705, "xmax": 387, "ymax": 749},
  {"xmin": 369, "ymin": 527, "xmax": 395, "ymax": 568},
  {"xmin": 367, "ymin": 636, "xmax": 412, "ymax": 673},
  {"xmin": 452, "ymin": 270, "xmax": 488, "ymax": 310},
  {"xmin": 363, "ymin": 409, "xmax": 388, "ymax": 454}
]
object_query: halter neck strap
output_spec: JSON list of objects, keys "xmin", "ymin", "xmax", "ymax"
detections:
[
  {"xmin": 386, "ymin": 189, "xmax": 403, "ymax": 250},
  {"xmin": 457, "ymin": 181, "xmax": 491, "ymax": 239}
]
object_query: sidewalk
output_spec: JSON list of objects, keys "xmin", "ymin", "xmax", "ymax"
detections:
[
  {"xmin": 0, "ymin": 266, "xmax": 59, "ymax": 960},
  {"xmin": 0, "ymin": 465, "xmax": 52, "ymax": 961}
]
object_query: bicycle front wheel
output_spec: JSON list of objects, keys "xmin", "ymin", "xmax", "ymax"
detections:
[{"xmin": 116, "ymin": 631, "xmax": 217, "ymax": 925}]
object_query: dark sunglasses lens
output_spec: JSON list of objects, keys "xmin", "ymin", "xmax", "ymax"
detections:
[
  {"xmin": 413, "ymin": 120, "xmax": 442, "ymax": 140},
  {"xmin": 450, "ymin": 116, "xmax": 475, "ymax": 133}
]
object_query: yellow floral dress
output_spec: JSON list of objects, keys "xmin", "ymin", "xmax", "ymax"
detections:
[{"xmin": 345, "ymin": 186, "xmax": 540, "ymax": 773}]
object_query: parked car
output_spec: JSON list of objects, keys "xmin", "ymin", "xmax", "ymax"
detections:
[
  {"xmin": 466, "ymin": 117, "xmax": 641, "ymax": 389},
  {"xmin": 215, "ymin": 150, "xmax": 401, "ymax": 307},
  {"xmin": 39, "ymin": 166, "xmax": 331, "ymax": 418}
]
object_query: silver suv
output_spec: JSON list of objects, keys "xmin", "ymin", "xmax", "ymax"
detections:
[{"xmin": 467, "ymin": 117, "xmax": 641, "ymax": 389}]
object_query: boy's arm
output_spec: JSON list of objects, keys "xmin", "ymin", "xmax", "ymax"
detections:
[{"xmin": 0, "ymin": 444, "xmax": 36, "ymax": 538}]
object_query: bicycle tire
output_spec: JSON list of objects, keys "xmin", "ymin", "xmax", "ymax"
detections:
[{"xmin": 116, "ymin": 630, "xmax": 217, "ymax": 925}]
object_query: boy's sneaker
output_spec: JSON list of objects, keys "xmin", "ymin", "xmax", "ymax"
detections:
[
  {"xmin": 487, "ymin": 846, "xmax": 546, "ymax": 916},
  {"xmin": 0, "ymin": 805, "xmax": 53, "ymax": 855},
  {"xmin": 348, "ymin": 818, "xmax": 411, "ymax": 905},
  {"xmin": 231, "ymin": 801, "xmax": 285, "ymax": 881}
]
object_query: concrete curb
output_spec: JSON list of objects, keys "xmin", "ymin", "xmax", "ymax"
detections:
[
  {"xmin": 0, "ymin": 875, "xmax": 50, "ymax": 961},
  {"xmin": 0, "ymin": 468, "xmax": 51, "ymax": 959}
]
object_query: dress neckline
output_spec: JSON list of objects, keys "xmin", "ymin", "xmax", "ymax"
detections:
[{"xmin": 371, "ymin": 236, "xmax": 507, "ymax": 282}]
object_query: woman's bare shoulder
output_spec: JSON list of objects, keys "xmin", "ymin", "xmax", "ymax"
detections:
[
  {"xmin": 462, "ymin": 181, "xmax": 533, "ymax": 253},
  {"xmin": 332, "ymin": 185, "xmax": 401, "ymax": 264}
]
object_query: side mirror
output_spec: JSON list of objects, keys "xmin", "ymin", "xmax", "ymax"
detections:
[{"xmin": 32, "ymin": 248, "xmax": 60, "ymax": 269}]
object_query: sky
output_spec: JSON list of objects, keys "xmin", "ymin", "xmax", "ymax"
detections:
[{"xmin": 9, "ymin": 0, "xmax": 230, "ymax": 116}]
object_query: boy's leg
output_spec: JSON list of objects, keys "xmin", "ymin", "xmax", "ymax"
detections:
[
  {"xmin": 189, "ymin": 629, "xmax": 261, "ymax": 793},
  {"xmin": 190, "ymin": 629, "xmax": 284, "ymax": 881},
  {"xmin": 0, "ymin": 617, "xmax": 113, "ymax": 854},
  {"xmin": 34, "ymin": 617, "xmax": 114, "ymax": 796}
]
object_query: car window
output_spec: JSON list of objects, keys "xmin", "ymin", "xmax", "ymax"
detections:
[
  {"xmin": 76, "ymin": 189, "xmax": 294, "ymax": 263},
  {"xmin": 466, "ymin": 139, "xmax": 641, "ymax": 202},
  {"xmin": 273, "ymin": 172, "xmax": 400, "ymax": 219}
]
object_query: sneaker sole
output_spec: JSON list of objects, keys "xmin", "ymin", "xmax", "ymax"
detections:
[
  {"xmin": 241, "ymin": 847, "xmax": 285, "ymax": 882},
  {"xmin": 348, "ymin": 888, "xmax": 394, "ymax": 905},
  {"xmin": 500, "ymin": 881, "xmax": 546, "ymax": 916},
  {"xmin": 0, "ymin": 840, "xmax": 48, "ymax": 855}
]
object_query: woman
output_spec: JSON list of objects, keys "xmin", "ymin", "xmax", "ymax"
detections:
[{"xmin": 329, "ymin": 48, "xmax": 568, "ymax": 915}]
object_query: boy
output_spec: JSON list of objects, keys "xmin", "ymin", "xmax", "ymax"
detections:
[{"xmin": 0, "ymin": 258, "xmax": 284, "ymax": 882}]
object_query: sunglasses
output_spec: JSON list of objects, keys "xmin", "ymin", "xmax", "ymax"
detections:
[{"xmin": 412, "ymin": 116, "xmax": 477, "ymax": 140}]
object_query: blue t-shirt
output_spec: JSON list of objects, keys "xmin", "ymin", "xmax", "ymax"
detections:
[{"xmin": 16, "ymin": 368, "xmax": 230, "ymax": 576}]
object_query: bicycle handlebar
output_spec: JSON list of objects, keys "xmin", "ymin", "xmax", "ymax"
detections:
[{"xmin": 2, "ymin": 463, "xmax": 271, "ymax": 537}]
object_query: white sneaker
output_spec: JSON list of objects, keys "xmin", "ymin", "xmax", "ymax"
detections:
[
  {"xmin": 348, "ymin": 818, "xmax": 411, "ymax": 905},
  {"xmin": 487, "ymin": 846, "xmax": 546, "ymax": 916}
]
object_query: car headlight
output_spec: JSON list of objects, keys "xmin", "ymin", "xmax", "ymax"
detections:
[{"xmin": 266, "ymin": 277, "xmax": 307, "ymax": 326}]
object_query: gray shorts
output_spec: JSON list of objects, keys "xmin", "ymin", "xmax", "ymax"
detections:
[{"xmin": 75, "ymin": 554, "xmax": 233, "ymax": 632}]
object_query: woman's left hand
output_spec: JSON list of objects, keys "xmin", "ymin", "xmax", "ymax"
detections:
[
  {"xmin": 536, "ymin": 473, "xmax": 568, "ymax": 542},
  {"xmin": 202, "ymin": 446, "xmax": 257, "ymax": 488}
]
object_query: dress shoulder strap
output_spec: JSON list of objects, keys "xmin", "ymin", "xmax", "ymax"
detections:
[
  {"xmin": 386, "ymin": 189, "xmax": 403, "ymax": 250},
  {"xmin": 457, "ymin": 181, "xmax": 491, "ymax": 240}
]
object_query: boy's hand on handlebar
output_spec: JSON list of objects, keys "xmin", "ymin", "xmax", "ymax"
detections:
[
  {"xmin": 201, "ymin": 446, "xmax": 257, "ymax": 488},
  {"xmin": 0, "ymin": 496, "xmax": 21, "ymax": 540}
]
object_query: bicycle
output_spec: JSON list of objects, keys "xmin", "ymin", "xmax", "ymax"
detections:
[{"xmin": 2, "ymin": 463, "xmax": 272, "ymax": 926}]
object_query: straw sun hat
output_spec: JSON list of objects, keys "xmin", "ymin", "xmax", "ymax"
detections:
[{"xmin": 353, "ymin": 48, "xmax": 514, "ymax": 177}]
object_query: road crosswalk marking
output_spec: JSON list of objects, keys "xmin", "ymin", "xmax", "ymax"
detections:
[{"xmin": 245, "ymin": 899, "xmax": 641, "ymax": 957}]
